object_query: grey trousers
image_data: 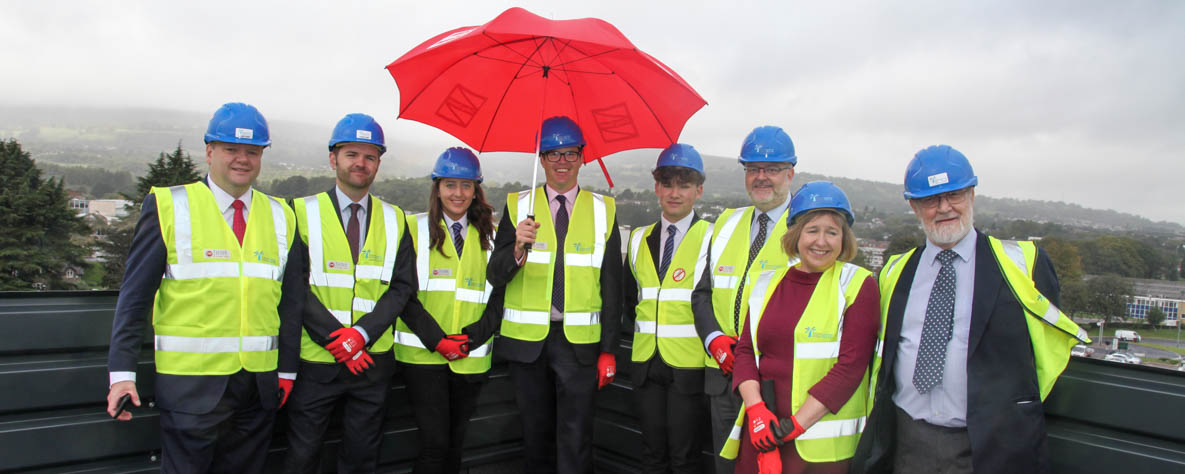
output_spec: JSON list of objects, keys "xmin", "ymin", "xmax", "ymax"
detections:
[
  {"xmin": 705, "ymin": 368, "xmax": 740, "ymax": 474},
  {"xmin": 893, "ymin": 405, "xmax": 973, "ymax": 474}
]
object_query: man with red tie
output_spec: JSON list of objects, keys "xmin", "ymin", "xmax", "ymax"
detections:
[{"xmin": 106, "ymin": 102, "xmax": 303, "ymax": 473}]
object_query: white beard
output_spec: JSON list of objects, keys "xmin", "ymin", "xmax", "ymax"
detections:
[{"xmin": 922, "ymin": 209, "xmax": 974, "ymax": 246}]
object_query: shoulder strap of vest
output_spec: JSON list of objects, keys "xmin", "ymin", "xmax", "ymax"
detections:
[
  {"xmin": 301, "ymin": 194, "xmax": 326, "ymax": 277},
  {"xmin": 374, "ymin": 197, "xmax": 401, "ymax": 284},
  {"xmin": 261, "ymin": 192, "xmax": 290, "ymax": 269},
  {"xmin": 628, "ymin": 224, "xmax": 651, "ymax": 275},
  {"xmin": 692, "ymin": 220, "xmax": 715, "ymax": 286},
  {"xmin": 416, "ymin": 213, "xmax": 430, "ymax": 292},
  {"xmin": 710, "ymin": 207, "xmax": 750, "ymax": 268}
]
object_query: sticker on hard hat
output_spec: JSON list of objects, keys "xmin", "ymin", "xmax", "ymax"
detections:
[
  {"xmin": 927, "ymin": 172, "xmax": 949, "ymax": 187},
  {"xmin": 356, "ymin": 130, "xmax": 373, "ymax": 140},
  {"xmin": 235, "ymin": 128, "xmax": 254, "ymax": 139}
]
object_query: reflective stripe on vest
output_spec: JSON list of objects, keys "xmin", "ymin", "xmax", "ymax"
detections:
[
  {"xmin": 297, "ymin": 193, "xmax": 402, "ymax": 363},
  {"xmin": 151, "ymin": 182, "xmax": 292, "ymax": 375},
  {"xmin": 722, "ymin": 260, "xmax": 872, "ymax": 462},
  {"xmin": 501, "ymin": 188, "xmax": 614, "ymax": 344},
  {"xmin": 628, "ymin": 219, "xmax": 713, "ymax": 368},
  {"xmin": 393, "ymin": 212, "xmax": 494, "ymax": 373}
]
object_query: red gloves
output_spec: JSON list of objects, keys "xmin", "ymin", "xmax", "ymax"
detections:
[
  {"xmin": 774, "ymin": 415, "xmax": 805, "ymax": 443},
  {"xmin": 327, "ymin": 327, "xmax": 365, "ymax": 362},
  {"xmin": 345, "ymin": 350, "xmax": 374, "ymax": 375},
  {"xmin": 757, "ymin": 448, "xmax": 783, "ymax": 474},
  {"xmin": 747, "ymin": 402, "xmax": 781, "ymax": 452},
  {"xmin": 278, "ymin": 378, "xmax": 293, "ymax": 408},
  {"xmin": 709, "ymin": 335, "xmax": 737, "ymax": 375},
  {"xmin": 597, "ymin": 352, "xmax": 616, "ymax": 390},
  {"xmin": 435, "ymin": 334, "xmax": 470, "ymax": 361}
]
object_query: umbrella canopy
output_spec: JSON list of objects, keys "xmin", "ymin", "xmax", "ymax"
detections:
[{"xmin": 387, "ymin": 7, "xmax": 707, "ymax": 173}]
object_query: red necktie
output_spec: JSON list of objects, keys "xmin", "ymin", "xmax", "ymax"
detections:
[{"xmin": 232, "ymin": 199, "xmax": 246, "ymax": 245}]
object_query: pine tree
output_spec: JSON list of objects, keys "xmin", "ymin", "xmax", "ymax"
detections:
[
  {"xmin": 0, "ymin": 139, "xmax": 90, "ymax": 290},
  {"xmin": 101, "ymin": 141, "xmax": 202, "ymax": 287}
]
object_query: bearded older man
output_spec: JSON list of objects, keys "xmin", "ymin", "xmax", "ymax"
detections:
[{"xmin": 851, "ymin": 145, "xmax": 1089, "ymax": 473}]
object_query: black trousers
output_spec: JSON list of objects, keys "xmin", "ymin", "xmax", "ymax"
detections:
[
  {"xmin": 893, "ymin": 404, "xmax": 973, "ymax": 474},
  {"xmin": 634, "ymin": 358, "xmax": 705, "ymax": 474},
  {"xmin": 158, "ymin": 370, "xmax": 274, "ymax": 474},
  {"xmin": 283, "ymin": 369, "xmax": 391, "ymax": 474},
  {"xmin": 402, "ymin": 363, "xmax": 486, "ymax": 474},
  {"xmin": 509, "ymin": 322, "xmax": 598, "ymax": 474}
]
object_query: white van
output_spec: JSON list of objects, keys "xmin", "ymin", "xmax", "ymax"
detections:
[{"xmin": 1115, "ymin": 330, "xmax": 1141, "ymax": 342}]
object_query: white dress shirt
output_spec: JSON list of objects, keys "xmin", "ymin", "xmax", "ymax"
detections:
[{"xmin": 335, "ymin": 186, "xmax": 369, "ymax": 246}]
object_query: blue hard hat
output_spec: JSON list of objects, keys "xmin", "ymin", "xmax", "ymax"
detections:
[
  {"xmin": 738, "ymin": 125, "xmax": 796, "ymax": 165},
  {"xmin": 902, "ymin": 145, "xmax": 978, "ymax": 200},
  {"xmin": 204, "ymin": 102, "xmax": 271, "ymax": 147},
  {"xmin": 789, "ymin": 181, "xmax": 854, "ymax": 226},
  {"xmin": 656, "ymin": 143, "xmax": 704, "ymax": 174},
  {"xmin": 329, "ymin": 113, "xmax": 386, "ymax": 154},
  {"xmin": 432, "ymin": 147, "xmax": 483, "ymax": 183},
  {"xmin": 539, "ymin": 116, "xmax": 585, "ymax": 153}
]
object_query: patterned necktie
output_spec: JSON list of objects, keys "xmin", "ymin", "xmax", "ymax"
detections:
[
  {"xmin": 659, "ymin": 224, "xmax": 677, "ymax": 281},
  {"xmin": 231, "ymin": 199, "xmax": 246, "ymax": 245},
  {"xmin": 552, "ymin": 195, "xmax": 569, "ymax": 313},
  {"xmin": 913, "ymin": 249, "xmax": 960, "ymax": 393},
  {"xmin": 732, "ymin": 213, "xmax": 770, "ymax": 332},
  {"xmin": 346, "ymin": 203, "xmax": 362, "ymax": 264},
  {"xmin": 451, "ymin": 222, "xmax": 464, "ymax": 257}
]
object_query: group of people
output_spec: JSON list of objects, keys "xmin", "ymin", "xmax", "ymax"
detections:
[{"xmin": 105, "ymin": 101, "xmax": 1088, "ymax": 474}]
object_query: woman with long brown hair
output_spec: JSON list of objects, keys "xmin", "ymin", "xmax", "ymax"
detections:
[{"xmin": 393, "ymin": 147, "xmax": 503, "ymax": 474}]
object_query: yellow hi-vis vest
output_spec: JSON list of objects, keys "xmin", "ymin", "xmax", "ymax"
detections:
[
  {"xmin": 869, "ymin": 237, "xmax": 1091, "ymax": 404},
  {"xmin": 706, "ymin": 206, "xmax": 790, "ymax": 368},
  {"xmin": 393, "ymin": 213, "xmax": 495, "ymax": 374},
  {"xmin": 628, "ymin": 219, "xmax": 713, "ymax": 368},
  {"xmin": 151, "ymin": 182, "xmax": 294, "ymax": 375},
  {"xmin": 501, "ymin": 187, "xmax": 615, "ymax": 344},
  {"xmin": 720, "ymin": 260, "xmax": 874, "ymax": 462},
  {"xmin": 294, "ymin": 193, "xmax": 404, "ymax": 363}
]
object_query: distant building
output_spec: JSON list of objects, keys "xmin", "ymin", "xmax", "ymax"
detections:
[
  {"xmin": 1124, "ymin": 277, "xmax": 1185, "ymax": 326},
  {"xmin": 857, "ymin": 239, "xmax": 889, "ymax": 269},
  {"xmin": 65, "ymin": 197, "xmax": 132, "ymax": 221}
]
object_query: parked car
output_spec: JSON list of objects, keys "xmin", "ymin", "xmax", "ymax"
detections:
[
  {"xmin": 1104, "ymin": 352, "xmax": 1142, "ymax": 364},
  {"xmin": 1115, "ymin": 330, "xmax": 1142, "ymax": 342},
  {"xmin": 1071, "ymin": 345, "xmax": 1088, "ymax": 357}
]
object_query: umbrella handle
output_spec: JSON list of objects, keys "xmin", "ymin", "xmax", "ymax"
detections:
[{"xmin": 521, "ymin": 214, "xmax": 535, "ymax": 251}]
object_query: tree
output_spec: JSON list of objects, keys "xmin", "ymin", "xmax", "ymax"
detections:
[
  {"xmin": 1146, "ymin": 306, "xmax": 1165, "ymax": 328},
  {"xmin": 1082, "ymin": 274, "xmax": 1133, "ymax": 324},
  {"xmin": 133, "ymin": 141, "xmax": 201, "ymax": 201},
  {"xmin": 0, "ymin": 139, "xmax": 90, "ymax": 290},
  {"xmin": 1038, "ymin": 237, "xmax": 1084, "ymax": 282},
  {"xmin": 885, "ymin": 232, "xmax": 923, "ymax": 257}
]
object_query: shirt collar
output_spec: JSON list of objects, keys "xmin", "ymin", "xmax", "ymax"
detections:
[
  {"xmin": 755, "ymin": 195, "xmax": 791, "ymax": 224},
  {"xmin": 335, "ymin": 186, "xmax": 369, "ymax": 215},
  {"xmin": 660, "ymin": 211, "xmax": 695, "ymax": 237},
  {"xmin": 922, "ymin": 228, "xmax": 977, "ymax": 266},
  {"xmin": 206, "ymin": 175, "xmax": 251, "ymax": 213},
  {"xmin": 443, "ymin": 213, "xmax": 468, "ymax": 231},
  {"xmin": 545, "ymin": 184, "xmax": 579, "ymax": 204}
]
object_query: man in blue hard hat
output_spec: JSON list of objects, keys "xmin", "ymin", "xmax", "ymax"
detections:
[
  {"xmin": 282, "ymin": 113, "xmax": 431, "ymax": 473},
  {"xmin": 852, "ymin": 145, "xmax": 1089, "ymax": 473},
  {"xmin": 698, "ymin": 125, "xmax": 798, "ymax": 473},
  {"xmin": 621, "ymin": 143, "xmax": 712, "ymax": 473},
  {"xmin": 106, "ymin": 102, "xmax": 303, "ymax": 473},
  {"xmin": 487, "ymin": 116, "xmax": 622, "ymax": 474}
]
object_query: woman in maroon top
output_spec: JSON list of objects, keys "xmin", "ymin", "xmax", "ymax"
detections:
[{"xmin": 731, "ymin": 181, "xmax": 880, "ymax": 474}]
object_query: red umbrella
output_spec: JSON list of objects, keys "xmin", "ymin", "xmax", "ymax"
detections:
[{"xmin": 386, "ymin": 7, "xmax": 706, "ymax": 188}]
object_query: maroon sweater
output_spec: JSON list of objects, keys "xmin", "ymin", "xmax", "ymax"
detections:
[{"xmin": 731, "ymin": 267, "xmax": 880, "ymax": 473}]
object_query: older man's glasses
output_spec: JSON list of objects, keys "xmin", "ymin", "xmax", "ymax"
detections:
[
  {"xmin": 543, "ymin": 150, "xmax": 582, "ymax": 162},
  {"xmin": 743, "ymin": 165, "xmax": 791, "ymax": 177},
  {"xmin": 913, "ymin": 189, "xmax": 969, "ymax": 209}
]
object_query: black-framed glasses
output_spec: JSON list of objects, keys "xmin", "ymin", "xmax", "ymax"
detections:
[
  {"xmin": 543, "ymin": 150, "xmax": 582, "ymax": 162},
  {"xmin": 913, "ymin": 188, "xmax": 970, "ymax": 209},
  {"xmin": 743, "ymin": 165, "xmax": 791, "ymax": 176}
]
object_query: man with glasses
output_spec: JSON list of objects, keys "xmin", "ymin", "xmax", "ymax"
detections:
[
  {"xmin": 487, "ymin": 116, "xmax": 622, "ymax": 473},
  {"xmin": 697, "ymin": 125, "xmax": 798, "ymax": 473},
  {"xmin": 852, "ymin": 145, "xmax": 1088, "ymax": 473}
]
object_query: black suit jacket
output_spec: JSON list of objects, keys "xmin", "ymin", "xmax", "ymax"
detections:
[
  {"xmin": 107, "ymin": 181, "xmax": 303, "ymax": 415},
  {"xmin": 283, "ymin": 189, "xmax": 430, "ymax": 384},
  {"xmin": 852, "ymin": 230, "xmax": 1059, "ymax": 473},
  {"xmin": 621, "ymin": 214, "xmax": 712, "ymax": 392},
  {"xmin": 487, "ymin": 188, "xmax": 622, "ymax": 365}
]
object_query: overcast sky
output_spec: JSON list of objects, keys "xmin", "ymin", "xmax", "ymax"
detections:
[{"xmin": 3, "ymin": 1, "xmax": 1183, "ymax": 224}]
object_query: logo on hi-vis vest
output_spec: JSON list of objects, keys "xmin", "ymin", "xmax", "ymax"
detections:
[
  {"xmin": 716, "ymin": 265, "xmax": 735, "ymax": 274},
  {"xmin": 328, "ymin": 260, "xmax": 352, "ymax": 270},
  {"xmin": 571, "ymin": 242, "xmax": 592, "ymax": 252},
  {"xmin": 253, "ymin": 250, "xmax": 277, "ymax": 265},
  {"xmin": 672, "ymin": 268, "xmax": 686, "ymax": 282},
  {"xmin": 432, "ymin": 268, "xmax": 453, "ymax": 277},
  {"xmin": 759, "ymin": 259, "xmax": 769, "ymax": 269},
  {"xmin": 204, "ymin": 249, "xmax": 231, "ymax": 259},
  {"xmin": 463, "ymin": 277, "xmax": 482, "ymax": 289},
  {"xmin": 359, "ymin": 249, "xmax": 382, "ymax": 262},
  {"xmin": 804, "ymin": 326, "xmax": 835, "ymax": 339}
]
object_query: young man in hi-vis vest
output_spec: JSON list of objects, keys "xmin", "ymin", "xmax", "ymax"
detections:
[
  {"xmin": 486, "ymin": 116, "xmax": 622, "ymax": 474},
  {"xmin": 106, "ymin": 102, "xmax": 302, "ymax": 474},
  {"xmin": 851, "ymin": 145, "xmax": 1089, "ymax": 473},
  {"xmin": 698, "ymin": 125, "xmax": 798, "ymax": 474},
  {"xmin": 622, "ymin": 144, "xmax": 715, "ymax": 473},
  {"xmin": 282, "ymin": 114, "xmax": 427, "ymax": 473}
]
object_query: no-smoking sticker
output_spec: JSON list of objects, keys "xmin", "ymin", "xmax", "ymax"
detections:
[{"xmin": 672, "ymin": 268, "xmax": 686, "ymax": 282}]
